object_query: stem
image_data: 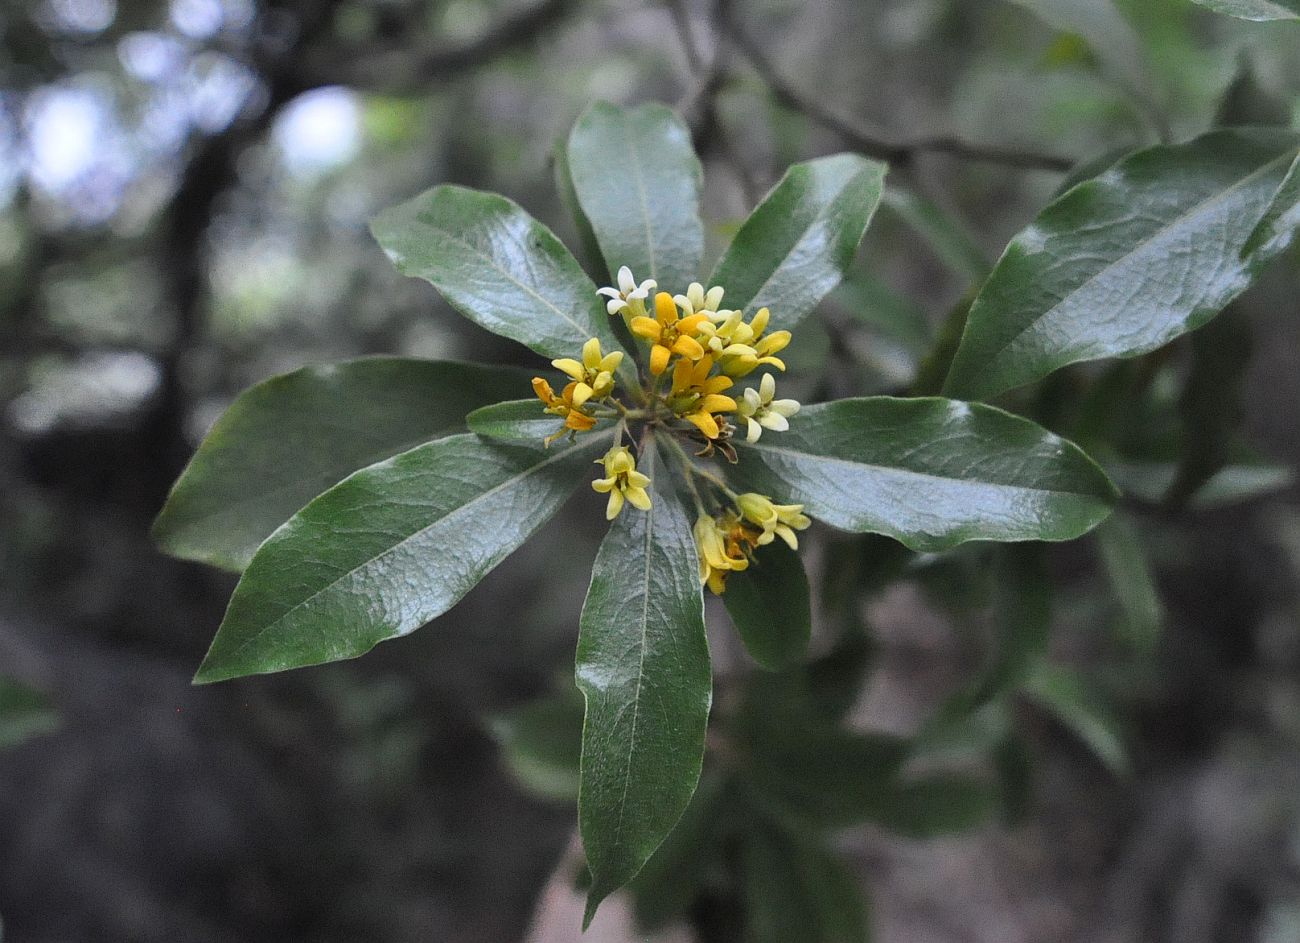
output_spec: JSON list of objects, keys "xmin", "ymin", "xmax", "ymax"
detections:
[{"xmin": 661, "ymin": 432, "xmax": 739, "ymax": 502}]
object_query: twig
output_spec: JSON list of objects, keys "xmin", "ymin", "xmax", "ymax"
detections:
[{"xmin": 722, "ymin": 9, "xmax": 1074, "ymax": 173}]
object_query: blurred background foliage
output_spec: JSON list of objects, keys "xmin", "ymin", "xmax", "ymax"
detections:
[{"xmin": 1, "ymin": 0, "xmax": 1299, "ymax": 941}]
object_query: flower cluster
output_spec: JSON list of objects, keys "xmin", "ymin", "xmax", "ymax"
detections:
[
  {"xmin": 527, "ymin": 266, "xmax": 809, "ymax": 556},
  {"xmin": 694, "ymin": 493, "xmax": 811, "ymax": 594}
]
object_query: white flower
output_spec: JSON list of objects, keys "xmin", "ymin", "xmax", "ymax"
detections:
[
  {"xmin": 736, "ymin": 373, "xmax": 800, "ymax": 442},
  {"xmin": 672, "ymin": 281, "xmax": 726, "ymax": 319},
  {"xmin": 597, "ymin": 265, "xmax": 656, "ymax": 317}
]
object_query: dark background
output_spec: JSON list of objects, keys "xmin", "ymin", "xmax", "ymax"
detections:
[{"xmin": 1, "ymin": 1, "xmax": 1299, "ymax": 940}]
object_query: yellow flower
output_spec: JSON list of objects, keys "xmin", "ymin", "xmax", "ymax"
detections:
[
  {"xmin": 532, "ymin": 376, "xmax": 598, "ymax": 443},
  {"xmin": 631, "ymin": 291, "xmax": 709, "ymax": 375},
  {"xmin": 667, "ymin": 355, "xmax": 738, "ymax": 440},
  {"xmin": 597, "ymin": 266, "xmax": 656, "ymax": 320},
  {"xmin": 672, "ymin": 282, "xmax": 726, "ymax": 319},
  {"xmin": 551, "ymin": 337, "xmax": 623, "ymax": 406},
  {"xmin": 736, "ymin": 373, "xmax": 801, "ymax": 442},
  {"xmin": 591, "ymin": 445, "xmax": 652, "ymax": 520},
  {"xmin": 735, "ymin": 492, "xmax": 811, "ymax": 550},
  {"xmin": 714, "ymin": 308, "xmax": 791, "ymax": 377},
  {"xmin": 693, "ymin": 514, "xmax": 751, "ymax": 595}
]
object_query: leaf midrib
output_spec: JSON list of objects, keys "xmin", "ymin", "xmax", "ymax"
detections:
[
  {"xmin": 739, "ymin": 436, "xmax": 1103, "ymax": 499},
  {"xmin": 220, "ymin": 439, "xmax": 587, "ymax": 662},
  {"xmin": 720, "ymin": 162, "xmax": 874, "ymax": 317},
  {"xmin": 961, "ymin": 146, "xmax": 1297, "ymax": 385}
]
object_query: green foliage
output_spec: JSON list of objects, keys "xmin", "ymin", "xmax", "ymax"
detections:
[
  {"xmin": 945, "ymin": 130, "xmax": 1300, "ymax": 400},
  {"xmin": 711, "ymin": 154, "xmax": 887, "ymax": 331},
  {"xmin": 153, "ymin": 92, "xmax": 1300, "ymax": 932},
  {"xmin": 575, "ymin": 454, "xmax": 710, "ymax": 926},
  {"xmin": 723, "ymin": 541, "xmax": 813, "ymax": 670},
  {"xmin": 732, "ymin": 398, "xmax": 1118, "ymax": 551},
  {"xmin": 567, "ymin": 101, "xmax": 705, "ymax": 291},
  {"xmin": 194, "ymin": 434, "xmax": 601, "ymax": 683},
  {"xmin": 153, "ymin": 359, "xmax": 530, "ymax": 571},
  {"xmin": 1189, "ymin": 0, "xmax": 1300, "ymax": 20},
  {"xmin": 0, "ymin": 680, "xmax": 58, "ymax": 750}
]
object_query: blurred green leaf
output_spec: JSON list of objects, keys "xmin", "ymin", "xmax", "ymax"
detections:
[
  {"xmin": 1189, "ymin": 0, "xmax": 1300, "ymax": 21},
  {"xmin": 1004, "ymin": 0, "xmax": 1148, "ymax": 91},
  {"xmin": 723, "ymin": 541, "xmax": 812, "ymax": 671},
  {"xmin": 194, "ymin": 434, "xmax": 601, "ymax": 683},
  {"xmin": 154, "ymin": 359, "xmax": 530, "ymax": 571},
  {"xmin": 960, "ymin": 545, "xmax": 1053, "ymax": 711},
  {"xmin": 567, "ymin": 101, "xmax": 704, "ymax": 291},
  {"xmin": 0, "ymin": 680, "xmax": 58, "ymax": 750},
  {"xmin": 1095, "ymin": 513, "xmax": 1163, "ymax": 650},
  {"xmin": 370, "ymin": 186, "xmax": 629, "ymax": 376},
  {"xmin": 1023, "ymin": 662, "xmax": 1130, "ymax": 775},
  {"xmin": 880, "ymin": 188, "xmax": 990, "ymax": 283},
  {"xmin": 489, "ymin": 688, "xmax": 585, "ymax": 802},
  {"xmin": 631, "ymin": 771, "xmax": 727, "ymax": 932},
  {"xmin": 742, "ymin": 823, "xmax": 870, "ymax": 943},
  {"xmin": 832, "ymin": 273, "xmax": 933, "ymax": 357},
  {"xmin": 866, "ymin": 774, "xmax": 999, "ymax": 838},
  {"xmin": 944, "ymin": 130, "xmax": 1300, "ymax": 401},
  {"xmin": 577, "ymin": 458, "xmax": 711, "ymax": 926},
  {"xmin": 711, "ymin": 154, "xmax": 887, "ymax": 330},
  {"xmin": 731, "ymin": 398, "xmax": 1118, "ymax": 552},
  {"xmin": 1108, "ymin": 459, "xmax": 1294, "ymax": 506},
  {"xmin": 467, "ymin": 398, "xmax": 611, "ymax": 443}
]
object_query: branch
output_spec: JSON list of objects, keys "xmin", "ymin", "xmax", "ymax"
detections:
[
  {"xmin": 314, "ymin": 0, "xmax": 577, "ymax": 94},
  {"xmin": 723, "ymin": 11, "xmax": 1074, "ymax": 173}
]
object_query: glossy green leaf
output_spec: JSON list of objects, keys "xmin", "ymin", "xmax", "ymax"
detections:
[
  {"xmin": 466, "ymin": 398, "xmax": 611, "ymax": 443},
  {"xmin": 710, "ymin": 154, "xmax": 887, "ymax": 330},
  {"xmin": 1095, "ymin": 514, "xmax": 1162, "ymax": 650},
  {"xmin": 577, "ymin": 453, "xmax": 711, "ymax": 926},
  {"xmin": 489, "ymin": 688, "xmax": 585, "ymax": 802},
  {"xmin": 1189, "ymin": 0, "xmax": 1300, "ymax": 20},
  {"xmin": 944, "ymin": 129, "xmax": 1300, "ymax": 401},
  {"xmin": 723, "ymin": 541, "xmax": 812, "ymax": 671},
  {"xmin": 743, "ymin": 824, "xmax": 870, "ymax": 943},
  {"xmin": 1244, "ymin": 152, "xmax": 1300, "ymax": 257},
  {"xmin": 0, "ymin": 680, "xmax": 59, "ymax": 750},
  {"xmin": 195, "ymin": 434, "xmax": 601, "ymax": 683},
  {"xmin": 370, "ymin": 186, "xmax": 628, "ymax": 374},
  {"xmin": 1023, "ymin": 662, "xmax": 1129, "ymax": 775},
  {"xmin": 153, "ymin": 359, "xmax": 530, "ymax": 571},
  {"xmin": 732, "ymin": 398, "xmax": 1118, "ymax": 552},
  {"xmin": 567, "ymin": 101, "xmax": 704, "ymax": 292}
]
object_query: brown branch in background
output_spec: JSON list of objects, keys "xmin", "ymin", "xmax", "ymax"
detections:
[
  {"xmin": 316, "ymin": 0, "xmax": 578, "ymax": 94},
  {"xmin": 719, "ymin": 6, "xmax": 1075, "ymax": 173}
]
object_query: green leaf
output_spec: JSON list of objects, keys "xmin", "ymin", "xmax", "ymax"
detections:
[
  {"xmin": 567, "ymin": 101, "xmax": 704, "ymax": 291},
  {"xmin": 1004, "ymin": 0, "xmax": 1148, "ymax": 91},
  {"xmin": 742, "ymin": 823, "xmax": 870, "ymax": 943},
  {"xmin": 552, "ymin": 137, "xmax": 605, "ymax": 279},
  {"xmin": 370, "ymin": 186, "xmax": 628, "ymax": 374},
  {"xmin": 489, "ymin": 688, "xmax": 585, "ymax": 802},
  {"xmin": 880, "ymin": 187, "xmax": 990, "ymax": 282},
  {"xmin": 1189, "ymin": 0, "xmax": 1300, "ymax": 20},
  {"xmin": 731, "ymin": 397, "xmax": 1118, "ymax": 552},
  {"xmin": 741, "ymin": 725, "xmax": 909, "ymax": 828},
  {"xmin": 866, "ymin": 774, "xmax": 998, "ymax": 838},
  {"xmin": 194, "ymin": 434, "xmax": 601, "ymax": 683},
  {"xmin": 723, "ymin": 541, "xmax": 812, "ymax": 671},
  {"xmin": 1053, "ymin": 146, "xmax": 1133, "ymax": 198},
  {"xmin": 1023, "ymin": 662, "xmax": 1130, "ymax": 775},
  {"xmin": 466, "ymin": 398, "xmax": 611, "ymax": 443},
  {"xmin": 1095, "ymin": 514, "xmax": 1163, "ymax": 650},
  {"xmin": 1244, "ymin": 152, "xmax": 1300, "ymax": 257},
  {"xmin": 577, "ymin": 451, "xmax": 711, "ymax": 926},
  {"xmin": 944, "ymin": 129, "xmax": 1300, "ymax": 401},
  {"xmin": 0, "ymin": 680, "xmax": 59, "ymax": 750},
  {"xmin": 710, "ymin": 154, "xmax": 887, "ymax": 330},
  {"xmin": 153, "ymin": 358, "xmax": 530, "ymax": 571},
  {"xmin": 630, "ymin": 772, "xmax": 727, "ymax": 932}
]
